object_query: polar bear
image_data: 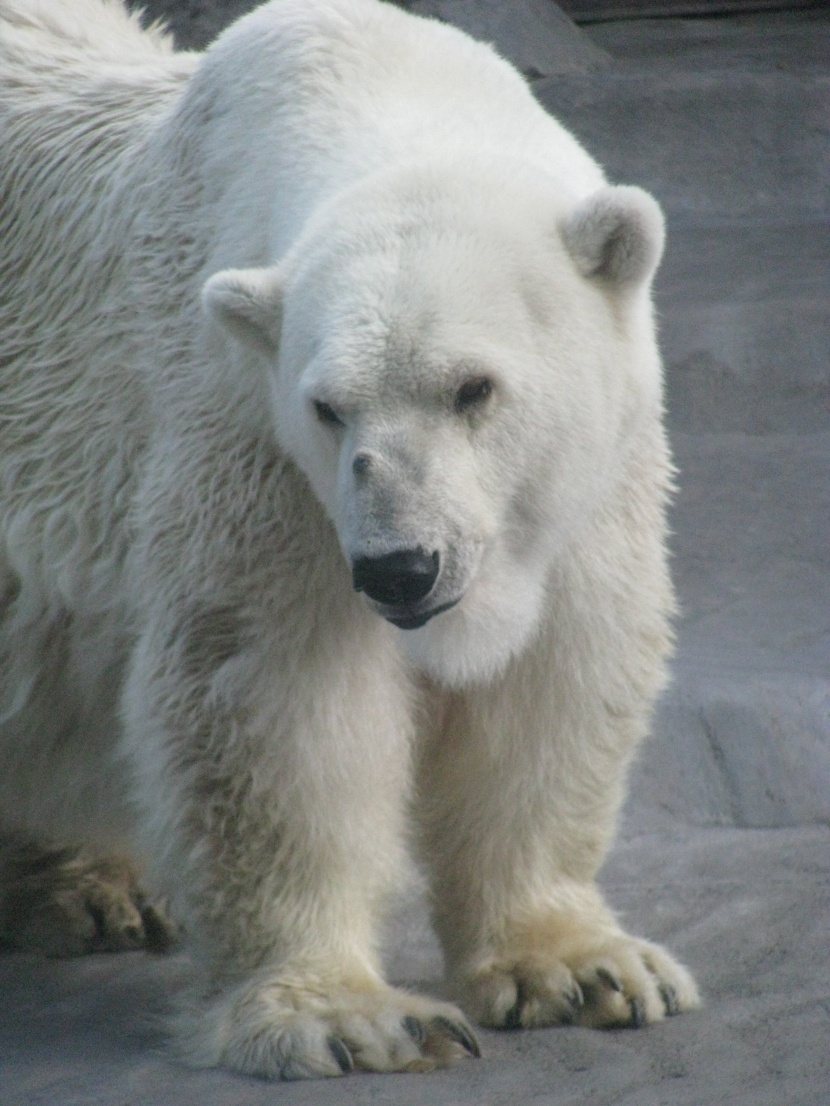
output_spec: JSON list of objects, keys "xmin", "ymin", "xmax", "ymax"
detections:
[{"xmin": 0, "ymin": 0, "xmax": 699, "ymax": 1081}]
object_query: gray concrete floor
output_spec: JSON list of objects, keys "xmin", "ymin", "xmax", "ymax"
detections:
[{"xmin": 2, "ymin": 5, "xmax": 829, "ymax": 1104}]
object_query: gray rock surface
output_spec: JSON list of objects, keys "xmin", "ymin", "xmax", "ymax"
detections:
[
  {"xmin": 3, "ymin": 4, "xmax": 829, "ymax": 1105},
  {"xmin": 403, "ymin": 0, "xmax": 610, "ymax": 77},
  {"xmin": 531, "ymin": 13, "xmax": 830, "ymax": 840}
]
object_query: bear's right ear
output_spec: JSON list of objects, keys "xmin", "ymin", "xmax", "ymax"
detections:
[{"xmin": 202, "ymin": 267, "xmax": 284, "ymax": 358}]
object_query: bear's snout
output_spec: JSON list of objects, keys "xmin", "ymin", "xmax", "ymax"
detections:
[{"xmin": 352, "ymin": 547, "xmax": 439, "ymax": 608}]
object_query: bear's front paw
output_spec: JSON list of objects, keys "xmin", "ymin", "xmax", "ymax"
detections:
[
  {"xmin": 462, "ymin": 932, "xmax": 699, "ymax": 1031},
  {"xmin": 177, "ymin": 974, "xmax": 480, "ymax": 1080}
]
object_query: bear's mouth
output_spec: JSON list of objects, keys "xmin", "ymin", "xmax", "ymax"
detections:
[{"xmin": 384, "ymin": 598, "xmax": 460, "ymax": 630}]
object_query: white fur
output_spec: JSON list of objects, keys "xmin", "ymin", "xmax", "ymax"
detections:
[{"xmin": 0, "ymin": 0, "xmax": 698, "ymax": 1081}]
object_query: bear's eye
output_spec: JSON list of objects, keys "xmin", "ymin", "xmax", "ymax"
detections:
[
  {"xmin": 313, "ymin": 399, "xmax": 345, "ymax": 428},
  {"xmin": 454, "ymin": 376, "xmax": 493, "ymax": 415}
]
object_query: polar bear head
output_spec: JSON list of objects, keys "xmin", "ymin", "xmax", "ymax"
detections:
[{"xmin": 203, "ymin": 162, "xmax": 665, "ymax": 687}]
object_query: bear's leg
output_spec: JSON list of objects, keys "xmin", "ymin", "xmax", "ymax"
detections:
[
  {"xmin": 122, "ymin": 612, "xmax": 478, "ymax": 1079},
  {"xmin": 0, "ymin": 831, "xmax": 177, "ymax": 956},
  {"xmin": 417, "ymin": 644, "xmax": 700, "ymax": 1032}
]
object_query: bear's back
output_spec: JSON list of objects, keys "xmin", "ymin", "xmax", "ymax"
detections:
[
  {"xmin": 188, "ymin": 0, "xmax": 605, "ymax": 259},
  {"xmin": 0, "ymin": 1, "xmax": 197, "ymax": 611}
]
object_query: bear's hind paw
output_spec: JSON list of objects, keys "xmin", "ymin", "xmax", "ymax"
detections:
[{"xmin": 0, "ymin": 841, "xmax": 178, "ymax": 957}]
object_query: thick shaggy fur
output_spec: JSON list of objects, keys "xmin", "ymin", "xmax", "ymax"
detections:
[{"xmin": 0, "ymin": 0, "xmax": 699, "ymax": 1080}]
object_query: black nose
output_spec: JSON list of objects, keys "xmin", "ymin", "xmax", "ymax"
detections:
[{"xmin": 352, "ymin": 548, "xmax": 440, "ymax": 607}]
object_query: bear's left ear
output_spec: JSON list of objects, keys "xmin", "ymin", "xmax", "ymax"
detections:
[
  {"xmin": 202, "ymin": 267, "xmax": 284, "ymax": 357},
  {"xmin": 560, "ymin": 186, "xmax": 665, "ymax": 290}
]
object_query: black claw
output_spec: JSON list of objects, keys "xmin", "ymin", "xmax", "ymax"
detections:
[
  {"xmin": 560, "ymin": 983, "xmax": 585, "ymax": 1023},
  {"xmin": 504, "ymin": 977, "xmax": 529, "ymax": 1030},
  {"xmin": 433, "ymin": 1015, "xmax": 481, "ymax": 1058},
  {"xmin": 568, "ymin": 983, "xmax": 585, "ymax": 1009},
  {"xmin": 596, "ymin": 968, "xmax": 623, "ymax": 993},
  {"xmin": 659, "ymin": 983, "xmax": 680, "ymax": 1016},
  {"xmin": 403, "ymin": 1015, "xmax": 425, "ymax": 1045},
  {"xmin": 140, "ymin": 903, "xmax": 177, "ymax": 953},
  {"xmin": 629, "ymin": 997, "xmax": 646, "ymax": 1029},
  {"xmin": 327, "ymin": 1036, "xmax": 354, "ymax": 1074},
  {"xmin": 123, "ymin": 922, "xmax": 143, "ymax": 946},
  {"xmin": 88, "ymin": 902, "xmax": 108, "ymax": 942}
]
